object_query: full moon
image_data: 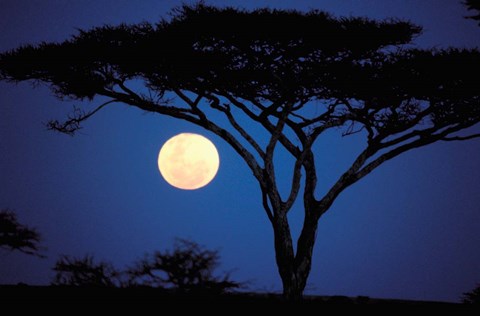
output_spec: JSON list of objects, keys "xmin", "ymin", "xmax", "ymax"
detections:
[{"xmin": 158, "ymin": 133, "xmax": 220, "ymax": 190}]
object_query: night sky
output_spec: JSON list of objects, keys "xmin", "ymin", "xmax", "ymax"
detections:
[{"xmin": 1, "ymin": 0, "xmax": 479, "ymax": 302}]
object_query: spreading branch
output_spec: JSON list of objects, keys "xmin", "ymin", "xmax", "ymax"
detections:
[
  {"xmin": 442, "ymin": 133, "xmax": 480, "ymax": 141},
  {"xmin": 47, "ymin": 99, "xmax": 117, "ymax": 135}
]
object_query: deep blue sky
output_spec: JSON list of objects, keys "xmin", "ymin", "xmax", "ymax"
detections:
[{"xmin": 1, "ymin": 0, "xmax": 479, "ymax": 302}]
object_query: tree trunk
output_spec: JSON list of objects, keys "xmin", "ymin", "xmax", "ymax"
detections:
[
  {"xmin": 272, "ymin": 204, "xmax": 320, "ymax": 301},
  {"xmin": 294, "ymin": 211, "xmax": 319, "ymax": 297},
  {"xmin": 272, "ymin": 214, "xmax": 299, "ymax": 300}
]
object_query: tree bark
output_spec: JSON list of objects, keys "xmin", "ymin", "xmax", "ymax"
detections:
[
  {"xmin": 272, "ymin": 213, "xmax": 299, "ymax": 300},
  {"xmin": 272, "ymin": 202, "xmax": 321, "ymax": 301},
  {"xmin": 294, "ymin": 209, "xmax": 319, "ymax": 297}
]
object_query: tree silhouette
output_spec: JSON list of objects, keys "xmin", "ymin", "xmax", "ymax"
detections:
[
  {"xmin": 127, "ymin": 239, "xmax": 239, "ymax": 293},
  {"xmin": 464, "ymin": 0, "xmax": 480, "ymax": 24},
  {"xmin": 0, "ymin": 209, "xmax": 43, "ymax": 257},
  {"xmin": 52, "ymin": 254, "xmax": 119, "ymax": 287},
  {"xmin": 1, "ymin": 3, "xmax": 479, "ymax": 299},
  {"xmin": 462, "ymin": 283, "xmax": 480, "ymax": 304}
]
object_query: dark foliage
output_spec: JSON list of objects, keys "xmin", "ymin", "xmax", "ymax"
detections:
[
  {"xmin": 0, "ymin": 209, "xmax": 43, "ymax": 257},
  {"xmin": 52, "ymin": 255, "xmax": 119, "ymax": 287},
  {"xmin": 51, "ymin": 240, "xmax": 238, "ymax": 293},
  {"xmin": 128, "ymin": 239, "xmax": 239, "ymax": 293},
  {"xmin": 0, "ymin": 3, "xmax": 423, "ymax": 107},
  {"xmin": 462, "ymin": 284, "xmax": 480, "ymax": 304},
  {"xmin": 464, "ymin": 0, "xmax": 480, "ymax": 24}
]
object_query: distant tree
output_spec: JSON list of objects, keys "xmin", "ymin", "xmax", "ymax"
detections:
[
  {"xmin": 1, "ymin": 3, "xmax": 479, "ymax": 299},
  {"xmin": 128, "ymin": 239, "xmax": 239, "ymax": 294},
  {"xmin": 464, "ymin": 0, "xmax": 480, "ymax": 24},
  {"xmin": 462, "ymin": 284, "xmax": 480, "ymax": 304},
  {"xmin": 0, "ymin": 209, "xmax": 43, "ymax": 257},
  {"xmin": 52, "ymin": 254, "xmax": 119, "ymax": 287}
]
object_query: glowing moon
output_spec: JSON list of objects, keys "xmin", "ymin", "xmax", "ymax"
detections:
[{"xmin": 158, "ymin": 133, "xmax": 220, "ymax": 190}]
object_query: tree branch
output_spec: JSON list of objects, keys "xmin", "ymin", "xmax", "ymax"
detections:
[
  {"xmin": 302, "ymin": 149, "xmax": 318, "ymax": 210},
  {"xmin": 375, "ymin": 105, "xmax": 435, "ymax": 147},
  {"xmin": 265, "ymin": 104, "xmax": 292, "ymax": 212},
  {"xmin": 284, "ymin": 142, "xmax": 317, "ymax": 211},
  {"xmin": 46, "ymin": 99, "xmax": 118, "ymax": 135},
  {"xmin": 358, "ymin": 122, "xmax": 479, "ymax": 180},
  {"xmin": 309, "ymin": 115, "xmax": 351, "ymax": 140},
  {"xmin": 115, "ymin": 80, "xmax": 144, "ymax": 102},
  {"xmin": 173, "ymin": 89, "xmax": 202, "ymax": 108},
  {"xmin": 218, "ymin": 91, "xmax": 301, "ymax": 158},
  {"xmin": 261, "ymin": 188, "xmax": 274, "ymax": 223},
  {"xmin": 316, "ymin": 119, "xmax": 478, "ymax": 218},
  {"xmin": 316, "ymin": 147, "xmax": 375, "ymax": 216},
  {"xmin": 284, "ymin": 155, "xmax": 304, "ymax": 210},
  {"xmin": 442, "ymin": 133, "xmax": 480, "ymax": 141},
  {"xmin": 209, "ymin": 99, "xmax": 266, "ymax": 159},
  {"xmin": 297, "ymin": 99, "xmax": 343, "ymax": 129}
]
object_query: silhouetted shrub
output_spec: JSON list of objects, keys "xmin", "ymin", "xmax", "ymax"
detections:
[
  {"xmin": 462, "ymin": 283, "xmax": 480, "ymax": 304},
  {"xmin": 0, "ymin": 209, "xmax": 43, "ymax": 257},
  {"xmin": 52, "ymin": 255, "xmax": 119, "ymax": 287},
  {"xmin": 128, "ymin": 239, "xmax": 239, "ymax": 293}
]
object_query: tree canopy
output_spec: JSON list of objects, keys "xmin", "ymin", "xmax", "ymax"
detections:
[
  {"xmin": 0, "ymin": 4, "xmax": 477, "ymax": 148},
  {"xmin": 0, "ymin": 5, "xmax": 421, "ymax": 101},
  {"xmin": 52, "ymin": 254, "xmax": 118, "ymax": 287},
  {"xmin": 127, "ymin": 239, "xmax": 239, "ymax": 293},
  {"xmin": 0, "ymin": 209, "xmax": 43, "ymax": 257}
]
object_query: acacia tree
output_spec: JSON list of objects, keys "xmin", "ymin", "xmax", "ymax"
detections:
[
  {"xmin": 52, "ymin": 255, "xmax": 119, "ymax": 287},
  {"xmin": 1, "ymin": 4, "xmax": 479, "ymax": 299},
  {"xmin": 0, "ymin": 209, "xmax": 43, "ymax": 257},
  {"xmin": 127, "ymin": 239, "xmax": 239, "ymax": 293}
]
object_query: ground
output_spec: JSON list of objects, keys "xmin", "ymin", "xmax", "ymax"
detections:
[{"xmin": 0, "ymin": 285, "xmax": 463, "ymax": 307}]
